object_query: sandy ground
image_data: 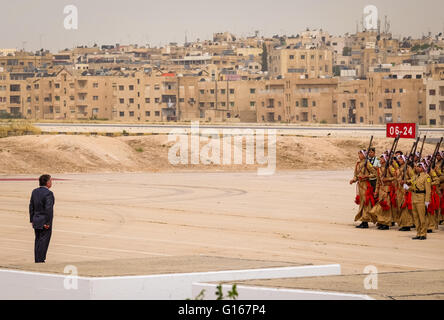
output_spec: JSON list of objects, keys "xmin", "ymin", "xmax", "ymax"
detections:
[
  {"xmin": 0, "ymin": 134, "xmax": 438, "ymax": 174},
  {"xmin": 1, "ymin": 171, "xmax": 443, "ymax": 281}
]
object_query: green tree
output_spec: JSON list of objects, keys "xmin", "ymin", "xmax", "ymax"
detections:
[{"xmin": 261, "ymin": 43, "xmax": 268, "ymax": 72}]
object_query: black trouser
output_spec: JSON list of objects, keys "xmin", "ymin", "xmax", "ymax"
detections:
[
  {"xmin": 369, "ymin": 179, "xmax": 377, "ymax": 191},
  {"xmin": 34, "ymin": 228, "xmax": 52, "ymax": 263}
]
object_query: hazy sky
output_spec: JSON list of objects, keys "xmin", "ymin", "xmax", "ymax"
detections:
[{"xmin": 2, "ymin": 0, "xmax": 444, "ymax": 52}]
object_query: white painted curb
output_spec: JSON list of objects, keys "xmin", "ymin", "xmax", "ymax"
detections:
[{"xmin": 0, "ymin": 264, "xmax": 341, "ymax": 300}]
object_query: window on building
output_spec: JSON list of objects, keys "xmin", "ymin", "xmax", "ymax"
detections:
[
  {"xmin": 430, "ymin": 119, "xmax": 436, "ymax": 125},
  {"xmin": 312, "ymin": 101, "xmax": 316, "ymax": 107},
  {"xmin": 129, "ymin": 98, "xmax": 134, "ymax": 104},
  {"xmin": 119, "ymin": 85, "xmax": 124, "ymax": 91},
  {"xmin": 230, "ymin": 89, "xmax": 235, "ymax": 94},
  {"xmin": 230, "ymin": 102, "xmax": 235, "ymax": 107},
  {"xmin": 120, "ymin": 98, "xmax": 124, "ymax": 104},
  {"xmin": 93, "ymin": 83, "xmax": 99, "ymax": 88},
  {"xmin": 429, "ymin": 104, "xmax": 436, "ymax": 110},
  {"xmin": 145, "ymin": 98, "xmax": 150, "ymax": 103},
  {"xmin": 55, "ymin": 83, "xmax": 60, "ymax": 89},
  {"xmin": 200, "ymin": 90, "xmax": 205, "ymax": 94},
  {"xmin": 155, "ymin": 111, "xmax": 160, "ymax": 116},
  {"xmin": 129, "ymin": 85, "xmax": 134, "ymax": 91},
  {"xmin": 250, "ymin": 88, "xmax": 256, "ymax": 94},
  {"xmin": 129, "ymin": 111, "xmax": 134, "ymax": 117},
  {"xmin": 430, "ymin": 89, "xmax": 436, "ymax": 96},
  {"xmin": 221, "ymin": 89, "xmax": 226, "ymax": 94},
  {"xmin": 250, "ymin": 101, "xmax": 255, "ymax": 107},
  {"xmin": 155, "ymin": 98, "xmax": 160, "ymax": 103},
  {"xmin": 119, "ymin": 112, "xmax": 124, "ymax": 117},
  {"xmin": 301, "ymin": 55, "xmax": 305, "ymax": 60},
  {"xmin": 360, "ymin": 117, "xmax": 364, "ymax": 123},
  {"xmin": 289, "ymin": 55, "xmax": 294, "ymax": 60},
  {"xmin": 146, "ymin": 111, "xmax": 150, "ymax": 116},
  {"xmin": 93, "ymin": 96, "xmax": 98, "ymax": 101}
]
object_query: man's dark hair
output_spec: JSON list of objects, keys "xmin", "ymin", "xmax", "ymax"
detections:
[
  {"xmin": 39, "ymin": 175, "xmax": 51, "ymax": 187},
  {"xmin": 395, "ymin": 151, "xmax": 403, "ymax": 155},
  {"xmin": 369, "ymin": 148, "xmax": 376, "ymax": 152}
]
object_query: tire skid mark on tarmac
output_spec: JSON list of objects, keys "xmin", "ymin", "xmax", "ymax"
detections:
[{"xmin": 3, "ymin": 225, "xmax": 443, "ymax": 270}]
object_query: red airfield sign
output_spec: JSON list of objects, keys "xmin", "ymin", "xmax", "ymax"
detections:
[{"xmin": 386, "ymin": 123, "xmax": 416, "ymax": 139}]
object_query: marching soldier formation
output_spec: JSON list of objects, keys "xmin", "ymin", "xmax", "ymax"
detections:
[{"xmin": 350, "ymin": 135, "xmax": 444, "ymax": 240}]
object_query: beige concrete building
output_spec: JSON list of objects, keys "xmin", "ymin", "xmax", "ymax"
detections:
[
  {"xmin": 269, "ymin": 47, "xmax": 333, "ymax": 79},
  {"xmin": 0, "ymin": 51, "xmax": 53, "ymax": 72},
  {"xmin": 425, "ymin": 79, "xmax": 444, "ymax": 126}
]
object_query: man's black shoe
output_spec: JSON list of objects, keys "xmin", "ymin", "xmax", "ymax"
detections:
[
  {"xmin": 439, "ymin": 221, "xmax": 443, "ymax": 225},
  {"xmin": 391, "ymin": 222, "xmax": 395, "ymax": 227},
  {"xmin": 379, "ymin": 225, "xmax": 389, "ymax": 230},
  {"xmin": 399, "ymin": 227, "xmax": 411, "ymax": 232},
  {"xmin": 411, "ymin": 225, "xmax": 416, "ymax": 228},
  {"xmin": 412, "ymin": 236, "xmax": 421, "ymax": 240},
  {"xmin": 419, "ymin": 236, "xmax": 427, "ymax": 240},
  {"xmin": 427, "ymin": 230, "xmax": 433, "ymax": 234}
]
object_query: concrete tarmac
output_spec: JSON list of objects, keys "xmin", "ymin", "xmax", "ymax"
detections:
[{"xmin": 1, "ymin": 171, "xmax": 443, "ymax": 281}]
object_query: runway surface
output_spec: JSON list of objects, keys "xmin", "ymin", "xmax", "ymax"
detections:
[{"xmin": 1, "ymin": 171, "xmax": 443, "ymax": 276}]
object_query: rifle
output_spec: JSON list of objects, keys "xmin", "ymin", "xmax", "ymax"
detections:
[
  {"xmin": 409, "ymin": 136, "xmax": 420, "ymax": 166},
  {"xmin": 383, "ymin": 135, "xmax": 400, "ymax": 178},
  {"xmin": 403, "ymin": 138, "xmax": 419, "ymax": 181},
  {"xmin": 418, "ymin": 135, "xmax": 427, "ymax": 162},
  {"xmin": 428, "ymin": 137, "xmax": 443, "ymax": 173},
  {"xmin": 364, "ymin": 136, "xmax": 374, "ymax": 174},
  {"xmin": 441, "ymin": 144, "xmax": 444, "ymax": 171}
]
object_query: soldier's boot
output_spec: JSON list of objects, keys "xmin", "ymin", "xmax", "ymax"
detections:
[{"xmin": 356, "ymin": 222, "xmax": 369, "ymax": 229}]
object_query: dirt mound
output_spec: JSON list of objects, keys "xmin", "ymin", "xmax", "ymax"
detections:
[{"xmin": 0, "ymin": 134, "xmax": 437, "ymax": 174}]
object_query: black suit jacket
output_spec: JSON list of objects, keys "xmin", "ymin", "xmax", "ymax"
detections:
[{"xmin": 29, "ymin": 187, "xmax": 55, "ymax": 230}]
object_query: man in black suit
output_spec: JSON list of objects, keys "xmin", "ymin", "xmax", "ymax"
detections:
[{"xmin": 29, "ymin": 175, "xmax": 55, "ymax": 263}]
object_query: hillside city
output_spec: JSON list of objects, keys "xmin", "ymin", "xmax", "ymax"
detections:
[{"xmin": 1, "ymin": 20, "xmax": 444, "ymax": 126}]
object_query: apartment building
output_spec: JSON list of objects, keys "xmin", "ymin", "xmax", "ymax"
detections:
[
  {"xmin": 268, "ymin": 47, "xmax": 333, "ymax": 79},
  {"xmin": 0, "ymin": 68, "xmax": 115, "ymax": 120},
  {"xmin": 425, "ymin": 79, "xmax": 444, "ymax": 126},
  {"xmin": 255, "ymin": 75, "xmax": 426, "ymax": 125},
  {"xmin": 256, "ymin": 78, "xmax": 338, "ymax": 123},
  {"xmin": 0, "ymin": 51, "xmax": 53, "ymax": 73},
  {"xmin": 367, "ymin": 73, "xmax": 426, "ymax": 125}
]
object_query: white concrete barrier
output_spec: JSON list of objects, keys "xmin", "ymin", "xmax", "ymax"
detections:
[
  {"xmin": 191, "ymin": 283, "xmax": 373, "ymax": 300},
  {"xmin": 0, "ymin": 264, "xmax": 341, "ymax": 300}
]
